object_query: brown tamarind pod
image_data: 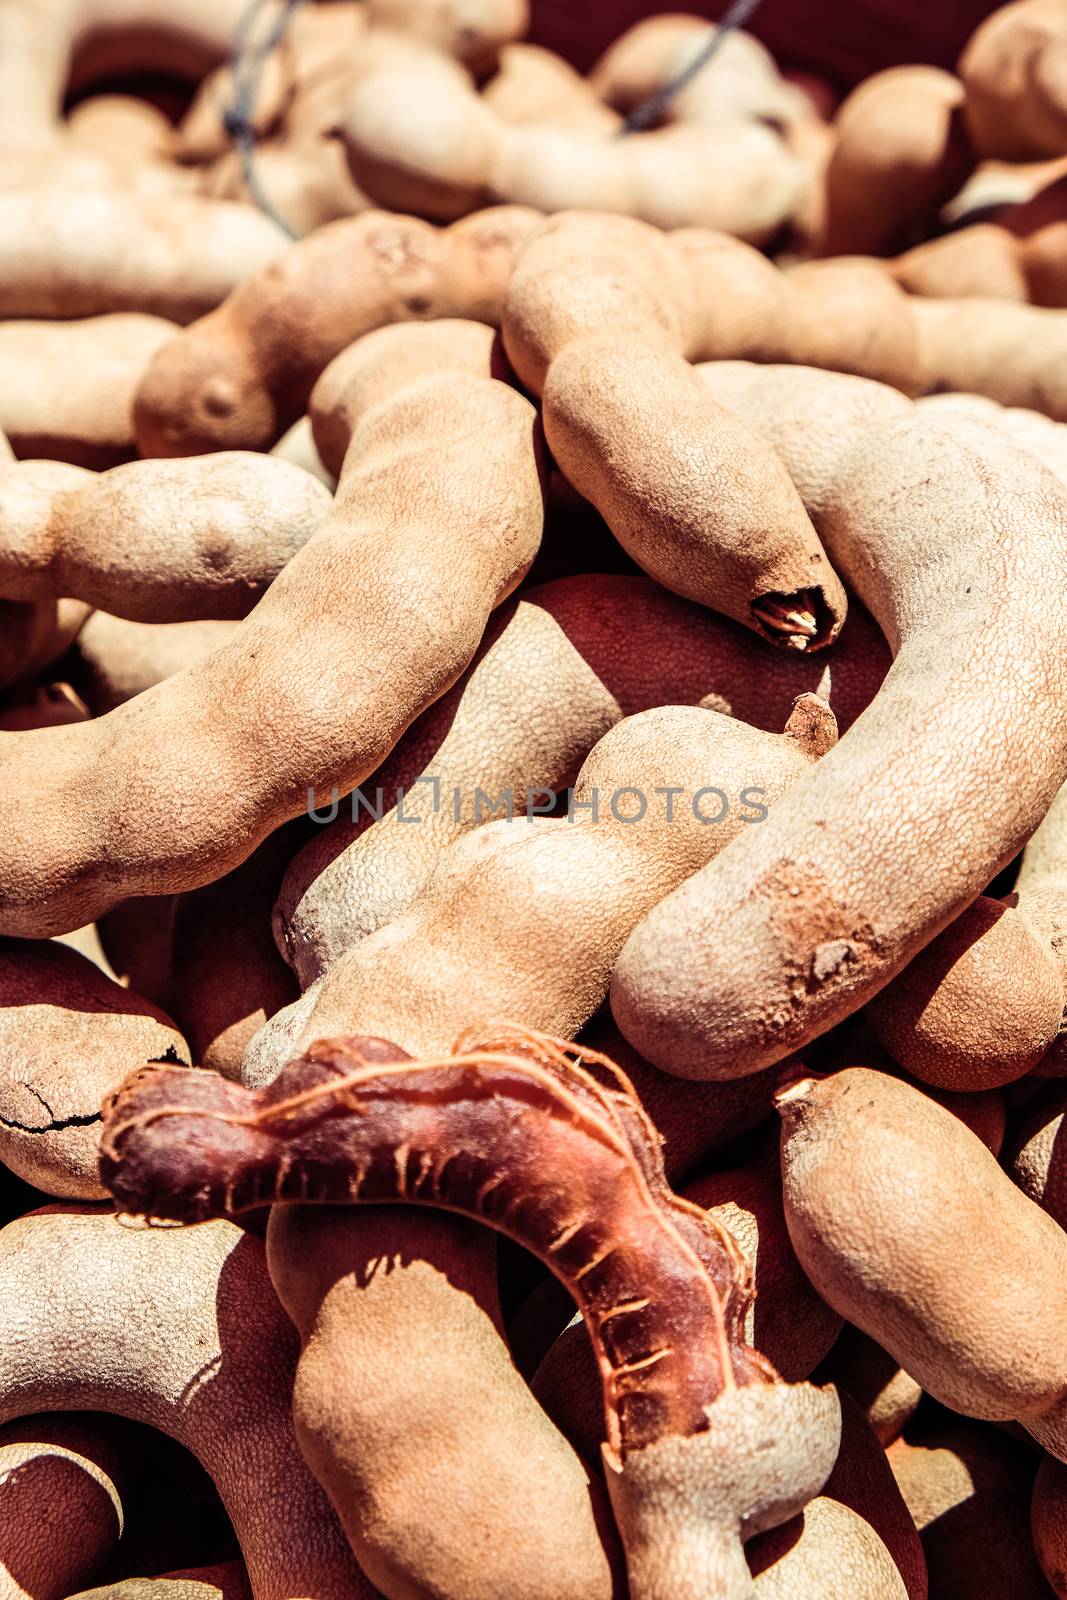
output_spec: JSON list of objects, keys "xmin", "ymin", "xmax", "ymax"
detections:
[
  {"xmin": 0, "ymin": 321, "xmax": 544, "ymax": 937},
  {"xmin": 917, "ymin": 390, "xmax": 1067, "ymax": 484},
  {"xmin": 100, "ymin": 1025, "xmax": 841, "ymax": 1599},
  {"xmin": 820, "ymin": 66, "xmax": 974, "ymax": 257},
  {"xmin": 70, "ymin": 1567, "xmax": 252, "ymax": 1600},
  {"xmin": 777, "ymin": 1067, "xmax": 1067, "ymax": 1458},
  {"xmin": 613, "ymin": 411, "xmax": 1067, "ymax": 1079},
  {"xmin": 133, "ymin": 205, "xmax": 541, "ymax": 457},
  {"xmin": 0, "ymin": 314, "xmax": 174, "ymax": 469},
  {"xmin": 0, "ymin": 454, "xmax": 331, "ymax": 622},
  {"xmin": 912, "ymin": 294, "xmax": 1067, "ymax": 420},
  {"xmin": 960, "ymin": 0, "xmax": 1067, "ymax": 161},
  {"xmin": 0, "ymin": 937, "xmax": 187, "ymax": 1199},
  {"xmin": 484, "ymin": 42, "xmax": 619, "ymax": 134},
  {"xmin": 890, "ymin": 1419, "xmax": 1049, "ymax": 1599},
  {"xmin": 1033, "ymin": 1453, "xmax": 1067, "ymax": 1596},
  {"xmin": 815, "ymin": 1325, "xmax": 922, "ymax": 1448},
  {"xmin": 1004, "ymin": 1080, "xmax": 1067, "ymax": 1227},
  {"xmin": 0, "ymin": 595, "xmax": 89, "ymax": 693},
  {"xmin": 73, "ymin": 615, "xmax": 237, "ymax": 715}
]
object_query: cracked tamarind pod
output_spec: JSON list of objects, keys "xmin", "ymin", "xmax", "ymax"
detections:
[
  {"xmin": 0, "ymin": 319, "xmax": 544, "ymax": 938},
  {"xmin": 0, "ymin": 936, "xmax": 187, "ymax": 1199},
  {"xmin": 242, "ymin": 692, "xmax": 835, "ymax": 1084},
  {"xmin": 777, "ymin": 1066, "xmax": 1067, "ymax": 1461},
  {"xmin": 612, "ymin": 405, "xmax": 1067, "ymax": 1080},
  {"xmin": 133, "ymin": 205, "xmax": 541, "ymax": 457},
  {"xmin": 100, "ymin": 1026, "xmax": 841, "ymax": 1600},
  {"xmin": 0, "ymin": 1209, "xmax": 375, "ymax": 1600},
  {"xmin": 0, "ymin": 454, "xmax": 330, "ymax": 622}
]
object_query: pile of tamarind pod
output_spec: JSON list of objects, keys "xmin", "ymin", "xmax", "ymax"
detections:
[{"xmin": 9, "ymin": 0, "xmax": 1067, "ymax": 1594}]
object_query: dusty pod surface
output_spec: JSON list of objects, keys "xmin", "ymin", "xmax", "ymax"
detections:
[
  {"xmin": 777, "ymin": 1066, "xmax": 1067, "ymax": 1458},
  {"xmin": 0, "ymin": 937, "xmax": 187, "ymax": 1198},
  {"xmin": 612, "ymin": 410, "xmax": 1067, "ymax": 1079},
  {"xmin": 0, "ymin": 314, "xmax": 174, "ymax": 469},
  {"xmin": 100, "ymin": 1027, "xmax": 841, "ymax": 1599},
  {"xmin": 0, "ymin": 1208, "xmax": 374, "ymax": 1599}
]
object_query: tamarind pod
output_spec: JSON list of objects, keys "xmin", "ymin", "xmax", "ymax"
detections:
[
  {"xmin": 815, "ymin": 1326, "xmax": 922, "ymax": 1447},
  {"xmin": 1033, "ymin": 1454, "xmax": 1067, "ymax": 1596},
  {"xmin": 101, "ymin": 1028, "xmax": 840, "ymax": 1599},
  {"xmin": 269, "ymin": 417, "xmax": 335, "ymax": 490},
  {"xmin": 1005, "ymin": 1082, "xmax": 1067, "ymax": 1227},
  {"xmin": 890, "ymin": 1420, "xmax": 1049, "ymax": 1599},
  {"xmin": 912, "ymin": 294, "xmax": 1067, "ymax": 420},
  {"xmin": 365, "ymin": 0, "xmax": 529, "ymax": 78},
  {"xmin": 0, "ymin": 596, "xmax": 89, "ymax": 692},
  {"xmin": 0, "ymin": 454, "xmax": 331, "ymax": 622},
  {"xmin": 0, "ymin": 186, "xmax": 287, "ymax": 324},
  {"xmin": 612, "ymin": 415, "xmax": 1067, "ymax": 1078},
  {"xmin": 748, "ymin": 1395, "xmax": 926, "ymax": 1599},
  {"xmin": 960, "ymin": 0, "xmax": 1067, "ymax": 161},
  {"xmin": 337, "ymin": 51, "xmax": 803, "ymax": 242},
  {"xmin": 589, "ymin": 16, "xmax": 809, "ymax": 132},
  {"xmin": 0, "ymin": 937, "xmax": 187, "ymax": 1199},
  {"xmin": 820, "ymin": 67, "xmax": 974, "ymax": 257},
  {"xmin": 73, "ymin": 615, "xmax": 237, "ymax": 715},
  {"xmin": 502, "ymin": 216, "xmax": 847, "ymax": 648},
  {"xmin": 243, "ymin": 697, "xmax": 832, "ymax": 1082},
  {"xmin": 275, "ymin": 592, "xmax": 621, "ymax": 986},
  {"xmin": 70, "ymin": 1567, "xmax": 251, "ymax": 1600},
  {"xmin": 0, "ymin": 314, "xmax": 173, "ymax": 469},
  {"xmin": 0, "ymin": 330, "xmax": 544, "ymax": 937},
  {"xmin": 918, "ymin": 390, "xmax": 1067, "ymax": 484},
  {"xmin": 308, "ymin": 317, "xmax": 497, "ymax": 477},
  {"xmin": 483, "ymin": 43, "xmax": 619, "ymax": 133},
  {"xmin": 890, "ymin": 223, "xmax": 1034, "ymax": 301},
  {"xmin": 133, "ymin": 205, "xmax": 541, "ymax": 457},
  {"xmin": 0, "ymin": 0, "xmax": 249, "ymax": 148},
  {"xmin": 199, "ymin": 140, "xmax": 372, "ymax": 241},
  {"xmin": 166, "ymin": 827, "xmax": 302, "ymax": 1080},
  {"xmin": 67, "ymin": 93, "xmax": 175, "ymax": 165},
  {"xmin": 777, "ymin": 1067, "xmax": 1067, "ymax": 1448},
  {"xmin": 0, "ymin": 1208, "xmax": 375, "ymax": 1600}
]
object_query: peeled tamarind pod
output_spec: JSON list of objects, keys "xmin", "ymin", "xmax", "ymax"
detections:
[
  {"xmin": 243, "ymin": 695, "xmax": 833, "ymax": 1083},
  {"xmin": 0, "ymin": 454, "xmax": 330, "ymax": 622},
  {"xmin": 1033, "ymin": 1454, "xmax": 1067, "ymax": 1596},
  {"xmin": 503, "ymin": 214, "xmax": 848, "ymax": 648},
  {"xmin": 890, "ymin": 1419, "xmax": 1049, "ymax": 1599},
  {"xmin": 960, "ymin": 0, "xmax": 1067, "ymax": 160},
  {"xmin": 869, "ymin": 775, "xmax": 1067, "ymax": 1089},
  {"xmin": 0, "ymin": 314, "xmax": 174, "ymax": 469},
  {"xmin": 0, "ymin": 1209, "xmax": 374, "ymax": 1600},
  {"xmin": 0, "ymin": 0, "xmax": 249, "ymax": 148},
  {"xmin": 0, "ymin": 323, "xmax": 543, "ymax": 937},
  {"xmin": 0, "ymin": 937, "xmax": 187, "ymax": 1199},
  {"xmin": 73, "ymin": 615, "xmax": 237, "ymax": 715},
  {"xmin": 778, "ymin": 1067, "xmax": 1067, "ymax": 1457},
  {"xmin": 71, "ymin": 1567, "xmax": 251, "ymax": 1600},
  {"xmin": 166, "ymin": 827, "xmax": 301, "ymax": 1080},
  {"xmin": 101, "ymin": 1026, "xmax": 841, "ymax": 1600},
  {"xmin": 336, "ymin": 48, "xmax": 803, "ymax": 241},
  {"xmin": 815, "ymin": 1325, "xmax": 922, "ymax": 1447},
  {"xmin": 613, "ymin": 414, "xmax": 1067, "ymax": 1078},
  {"xmin": 134, "ymin": 205, "xmax": 541, "ymax": 457},
  {"xmin": 820, "ymin": 67, "xmax": 974, "ymax": 256},
  {"xmin": 1005, "ymin": 1082, "xmax": 1067, "ymax": 1227},
  {"xmin": 0, "ymin": 186, "xmax": 287, "ymax": 323},
  {"xmin": 275, "ymin": 592, "xmax": 620, "ymax": 986}
]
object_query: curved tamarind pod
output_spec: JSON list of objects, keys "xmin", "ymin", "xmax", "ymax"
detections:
[
  {"xmin": 960, "ymin": 0, "xmax": 1067, "ymax": 160},
  {"xmin": 912, "ymin": 294, "xmax": 1067, "ymax": 420},
  {"xmin": 1005, "ymin": 1081, "xmax": 1067, "ymax": 1227},
  {"xmin": 73, "ymin": 615, "xmax": 237, "ymax": 715},
  {"xmin": 166, "ymin": 827, "xmax": 302, "ymax": 1081},
  {"xmin": 308, "ymin": 317, "xmax": 497, "ymax": 477},
  {"xmin": 889, "ymin": 179, "xmax": 1067, "ymax": 306},
  {"xmin": 483, "ymin": 43, "xmax": 619, "ymax": 134},
  {"xmin": 243, "ymin": 696, "xmax": 832, "ymax": 1081},
  {"xmin": 336, "ymin": 48, "xmax": 803, "ymax": 241},
  {"xmin": 0, "ymin": 327, "xmax": 543, "ymax": 937},
  {"xmin": 589, "ymin": 15, "xmax": 808, "ymax": 132},
  {"xmin": 613, "ymin": 413, "xmax": 1067, "ymax": 1078},
  {"xmin": 1033, "ymin": 1455, "xmax": 1067, "ymax": 1597},
  {"xmin": 0, "ymin": 1208, "xmax": 374, "ymax": 1600},
  {"xmin": 0, "ymin": 0, "xmax": 249, "ymax": 148},
  {"xmin": 101, "ymin": 1027, "xmax": 841, "ymax": 1600},
  {"xmin": 819, "ymin": 66, "xmax": 974, "ymax": 257},
  {"xmin": 0, "ymin": 186, "xmax": 286, "ymax": 323},
  {"xmin": 502, "ymin": 215, "xmax": 848, "ymax": 648},
  {"xmin": 0, "ymin": 455, "xmax": 330, "ymax": 622},
  {"xmin": 275, "ymin": 592, "xmax": 620, "ymax": 986},
  {"xmin": 67, "ymin": 92, "xmax": 175, "ymax": 164},
  {"xmin": 199, "ymin": 134, "xmax": 373, "ymax": 240},
  {"xmin": 777, "ymin": 1067, "xmax": 1067, "ymax": 1454},
  {"xmin": 815, "ymin": 1326, "xmax": 921, "ymax": 1448},
  {"xmin": 0, "ymin": 314, "xmax": 173, "ymax": 469},
  {"xmin": 0, "ymin": 937, "xmax": 186, "ymax": 1199},
  {"xmin": 71, "ymin": 1567, "xmax": 251, "ymax": 1600},
  {"xmin": 918, "ymin": 390, "xmax": 1067, "ymax": 484},
  {"xmin": 133, "ymin": 205, "xmax": 540, "ymax": 458},
  {"xmin": 890, "ymin": 1420, "xmax": 1049, "ymax": 1599}
]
